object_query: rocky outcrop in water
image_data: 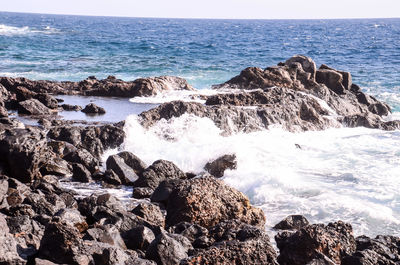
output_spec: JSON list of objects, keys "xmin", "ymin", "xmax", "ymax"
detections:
[{"xmin": 139, "ymin": 55, "xmax": 399, "ymax": 133}]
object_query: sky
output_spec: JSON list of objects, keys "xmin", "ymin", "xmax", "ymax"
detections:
[{"xmin": 1, "ymin": 0, "xmax": 399, "ymax": 19}]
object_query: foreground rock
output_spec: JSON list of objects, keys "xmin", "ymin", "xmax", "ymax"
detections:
[
  {"xmin": 204, "ymin": 154, "xmax": 237, "ymax": 178},
  {"xmin": 165, "ymin": 176, "xmax": 265, "ymax": 228}
]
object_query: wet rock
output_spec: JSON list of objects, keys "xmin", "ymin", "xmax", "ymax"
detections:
[
  {"xmin": 342, "ymin": 235, "xmax": 400, "ymax": 265},
  {"xmin": 146, "ymin": 232, "xmax": 192, "ymax": 265},
  {"xmin": 35, "ymin": 93, "xmax": 59, "ymax": 109},
  {"xmin": 72, "ymin": 163, "xmax": 92, "ymax": 183},
  {"xmin": 204, "ymin": 154, "xmax": 237, "ymax": 178},
  {"xmin": 64, "ymin": 148, "xmax": 99, "ymax": 173},
  {"xmin": 106, "ymin": 155, "xmax": 139, "ymax": 185},
  {"xmin": 40, "ymin": 157, "xmax": 71, "ymax": 176},
  {"xmin": 0, "ymin": 127, "xmax": 49, "ymax": 183},
  {"xmin": 117, "ymin": 151, "xmax": 147, "ymax": 176},
  {"xmin": 132, "ymin": 187, "xmax": 154, "ymax": 199},
  {"xmin": 275, "ymin": 221, "xmax": 356, "ymax": 265},
  {"xmin": 132, "ymin": 202, "xmax": 165, "ymax": 227},
  {"xmin": 134, "ymin": 160, "xmax": 186, "ymax": 189},
  {"xmin": 102, "ymin": 169, "xmax": 122, "ymax": 185},
  {"xmin": 124, "ymin": 225, "xmax": 155, "ymax": 251},
  {"xmin": 18, "ymin": 98, "xmax": 53, "ymax": 115},
  {"xmin": 61, "ymin": 103, "xmax": 83, "ymax": 111},
  {"xmin": 166, "ymin": 176, "xmax": 265, "ymax": 228},
  {"xmin": 151, "ymin": 179, "xmax": 182, "ymax": 204},
  {"xmin": 82, "ymin": 103, "xmax": 106, "ymax": 114},
  {"xmin": 273, "ymin": 215, "xmax": 310, "ymax": 230}
]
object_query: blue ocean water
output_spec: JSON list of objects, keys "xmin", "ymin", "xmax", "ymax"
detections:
[
  {"xmin": 2, "ymin": 12, "xmax": 400, "ymax": 237},
  {"xmin": 1, "ymin": 12, "xmax": 400, "ymax": 109}
]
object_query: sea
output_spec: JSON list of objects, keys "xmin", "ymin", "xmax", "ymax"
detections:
[{"xmin": 1, "ymin": 11, "xmax": 400, "ymax": 237}]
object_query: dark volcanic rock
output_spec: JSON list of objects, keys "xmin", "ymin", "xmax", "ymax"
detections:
[
  {"xmin": 18, "ymin": 98, "xmax": 53, "ymax": 115},
  {"xmin": 72, "ymin": 163, "xmax": 92, "ymax": 183},
  {"xmin": 132, "ymin": 202, "xmax": 165, "ymax": 227},
  {"xmin": 275, "ymin": 221, "xmax": 356, "ymax": 265},
  {"xmin": 124, "ymin": 225, "xmax": 155, "ymax": 251},
  {"xmin": 106, "ymin": 155, "xmax": 139, "ymax": 185},
  {"xmin": 81, "ymin": 103, "xmax": 106, "ymax": 114},
  {"xmin": 204, "ymin": 154, "xmax": 237, "ymax": 178},
  {"xmin": 132, "ymin": 187, "xmax": 154, "ymax": 199},
  {"xmin": 150, "ymin": 179, "xmax": 182, "ymax": 204},
  {"xmin": 342, "ymin": 235, "xmax": 400, "ymax": 265},
  {"xmin": 64, "ymin": 148, "xmax": 99, "ymax": 173},
  {"xmin": 273, "ymin": 215, "xmax": 310, "ymax": 230},
  {"xmin": 316, "ymin": 69, "xmax": 346, "ymax": 95},
  {"xmin": 146, "ymin": 231, "xmax": 192, "ymax": 265},
  {"xmin": 117, "ymin": 151, "xmax": 147, "ymax": 176},
  {"xmin": 0, "ymin": 127, "xmax": 49, "ymax": 183},
  {"xmin": 61, "ymin": 104, "xmax": 83, "ymax": 111},
  {"xmin": 134, "ymin": 160, "xmax": 186, "ymax": 189},
  {"xmin": 166, "ymin": 176, "xmax": 265, "ymax": 228},
  {"xmin": 35, "ymin": 93, "xmax": 59, "ymax": 109}
]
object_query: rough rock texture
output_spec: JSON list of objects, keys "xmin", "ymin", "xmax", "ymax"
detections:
[
  {"xmin": 106, "ymin": 155, "xmax": 139, "ymax": 185},
  {"xmin": 204, "ymin": 154, "xmax": 237, "ymax": 178},
  {"xmin": 134, "ymin": 160, "xmax": 187, "ymax": 189},
  {"xmin": 139, "ymin": 56, "xmax": 398, "ymax": 133},
  {"xmin": 274, "ymin": 215, "xmax": 310, "ymax": 230},
  {"xmin": 81, "ymin": 103, "xmax": 106, "ymax": 114},
  {"xmin": 165, "ymin": 176, "xmax": 265, "ymax": 228},
  {"xmin": 276, "ymin": 221, "xmax": 356, "ymax": 265},
  {"xmin": 62, "ymin": 104, "xmax": 83, "ymax": 111},
  {"xmin": 18, "ymin": 98, "xmax": 53, "ymax": 115}
]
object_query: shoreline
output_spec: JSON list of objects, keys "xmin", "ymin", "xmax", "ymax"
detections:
[{"xmin": 0, "ymin": 55, "xmax": 399, "ymax": 264}]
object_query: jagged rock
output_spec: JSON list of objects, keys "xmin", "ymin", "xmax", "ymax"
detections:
[
  {"xmin": 40, "ymin": 157, "xmax": 71, "ymax": 176},
  {"xmin": 204, "ymin": 154, "xmax": 237, "ymax": 178},
  {"xmin": 134, "ymin": 160, "xmax": 186, "ymax": 189},
  {"xmin": 55, "ymin": 208, "xmax": 87, "ymax": 232},
  {"xmin": 151, "ymin": 179, "xmax": 182, "ymax": 204},
  {"xmin": 72, "ymin": 163, "xmax": 92, "ymax": 183},
  {"xmin": 132, "ymin": 202, "xmax": 165, "ymax": 227},
  {"xmin": 342, "ymin": 235, "xmax": 400, "ymax": 265},
  {"xmin": 170, "ymin": 222, "xmax": 209, "ymax": 245},
  {"xmin": 117, "ymin": 151, "xmax": 147, "ymax": 176},
  {"xmin": 61, "ymin": 104, "xmax": 83, "ymax": 111},
  {"xmin": 0, "ymin": 105, "xmax": 8, "ymax": 117},
  {"xmin": 123, "ymin": 225, "xmax": 155, "ymax": 251},
  {"xmin": 18, "ymin": 98, "xmax": 53, "ymax": 115},
  {"xmin": 273, "ymin": 215, "xmax": 310, "ymax": 230},
  {"xmin": 285, "ymin": 55, "xmax": 317, "ymax": 80},
  {"xmin": 35, "ymin": 93, "xmax": 59, "ymax": 109},
  {"xmin": 106, "ymin": 155, "xmax": 139, "ymax": 185},
  {"xmin": 82, "ymin": 103, "xmax": 106, "ymax": 114},
  {"xmin": 101, "ymin": 169, "xmax": 122, "ymax": 186},
  {"xmin": 166, "ymin": 176, "xmax": 265, "ymax": 228},
  {"xmin": 146, "ymin": 232, "xmax": 192, "ymax": 265},
  {"xmin": 275, "ymin": 221, "xmax": 356, "ymax": 265},
  {"xmin": 0, "ymin": 127, "xmax": 50, "ymax": 183},
  {"xmin": 132, "ymin": 187, "xmax": 154, "ymax": 199},
  {"xmin": 64, "ymin": 148, "xmax": 99, "ymax": 173},
  {"xmin": 84, "ymin": 226, "xmax": 126, "ymax": 249},
  {"xmin": 316, "ymin": 69, "xmax": 346, "ymax": 95}
]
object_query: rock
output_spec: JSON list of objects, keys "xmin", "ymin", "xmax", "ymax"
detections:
[
  {"xmin": 132, "ymin": 187, "xmax": 154, "ymax": 199},
  {"xmin": 72, "ymin": 163, "xmax": 92, "ymax": 183},
  {"xmin": 273, "ymin": 215, "xmax": 310, "ymax": 230},
  {"xmin": 0, "ymin": 127, "xmax": 49, "ymax": 183},
  {"xmin": 0, "ymin": 105, "xmax": 8, "ymax": 117},
  {"xmin": 117, "ymin": 151, "xmax": 147, "ymax": 176},
  {"xmin": 320, "ymin": 64, "xmax": 352, "ymax": 90},
  {"xmin": 146, "ymin": 232, "xmax": 192, "ymax": 265},
  {"xmin": 132, "ymin": 202, "xmax": 165, "ymax": 227},
  {"xmin": 64, "ymin": 148, "xmax": 99, "ymax": 173},
  {"xmin": 342, "ymin": 235, "xmax": 400, "ymax": 265},
  {"xmin": 134, "ymin": 160, "xmax": 186, "ymax": 189},
  {"xmin": 151, "ymin": 179, "xmax": 182, "ymax": 204},
  {"xmin": 102, "ymin": 169, "xmax": 122, "ymax": 186},
  {"xmin": 316, "ymin": 69, "xmax": 346, "ymax": 95},
  {"xmin": 18, "ymin": 98, "xmax": 53, "ymax": 115},
  {"xmin": 81, "ymin": 103, "xmax": 106, "ymax": 114},
  {"xmin": 106, "ymin": 155, "xmax": 139, "ymax": 185},
  {"xmin": 166, "ymin": 176, "xmax": 265, "ymax": 228},
  {"xmin": 55, "ymin": 208, "xmax": 87, "ymax": 232},
  {"xmin": 84, "ymin": 226, "xmax": 126, "ymax": 249},
  {"xmin": 35, "ymin": 93, "xmax": 59, "ymax": 109},
  {"xmin": 35, "ymin": 258, "xmax": 58, "ymax": 265},
  {"xmin": 275, "ymin": 221, "xmax": 356, "ymax": 265},
  {"xmin": 124, "ymin": 225, "xmax": 155, "ymax": 251},
  {"xmin": 61, "ymin": 104, "xmax": 83, "ymax": 111},
  {"xmin": 285, "ymin": 55, "xmax": 317, "ymax": 80},
  {"xmin": 204, "ymin": 154, "xmax": 237, "ymax": 178},
  {"xmin": 170, "ymin": 222, "xmax": 208, "ymax": 245},
  {"xmin": 40, "ymin": 157, "xmax": 71, "ymax": 176}
]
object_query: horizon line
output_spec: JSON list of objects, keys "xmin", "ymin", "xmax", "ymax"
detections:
[{"xmin": 1, "ymin": 10, "xmax": 399, "ymax": 21}]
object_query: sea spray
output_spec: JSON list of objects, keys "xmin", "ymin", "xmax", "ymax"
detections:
[{"xmin": 122, "ymin": 113, "xmax": 400, "ymax": 237}]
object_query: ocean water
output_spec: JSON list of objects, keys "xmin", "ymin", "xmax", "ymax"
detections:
[{"xmin": 1, "ymin": 12, "xmax": 400, "ymax": 237}]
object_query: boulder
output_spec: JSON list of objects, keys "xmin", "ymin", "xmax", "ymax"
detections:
[
  {"xmin": 117, "ymin": 151, "xmax": 147, "ymax": 176},
  {"xmin": 72, "ymin": 163, "xmax": 92, "ymax": 183},
  {"xmin": 123, "ymin": 225, "xmax": 155, "ymax": 251},
  {"xmin": 0, "ymin": 128, "xmax": 49, "ymax": 183},
  {"xmin": 146, "ymin": 232, "xmax": 192, "ymax": 265},
  {"xmin": 18, "ymin": 98, "xmax": 53, "ymax": 115},
  {"xmin": 106, "ymin": 155, "xmax": 139, "ymax": 185},
  {"xmin": 273, "ymin": 215, "xmax": 310, "ymax": 230},
  {"xmin": 134, "ymin": 160, "xmax": 186, "ymax": 189},
  {"xmin": 81, "ymin": 103, "xmax": 106, "ymax": 114},
  {"xmin": 132, "ymin": 187, "xmax": 154, "ymax": 199},
  {"xmin": 204, "ymin": 154, "xmax": 237, "ymax": 178},
  {"xmin": 132, "ymin": 202, "xmax": 165, "ymax": 227},
  {"xmin": 151, "ymin": 179, "xmax": 182, "ymax": 204},
  {"xmin": 35, "ymin": 93, "xmax": 59, "ymax": 109},
  {"xmin": 316, "ymin": 69, "xmax": 346, "ymax": 95},
  {"xmin": 166, "ymin": 176, "xmax": 265, "ymax": 228},
  {"xmin": 275, "ymin": 221, "xmax": 356, "ymax": 265},
  {"xmin": 64, "ymin": 148, "xmax": 99, "ymax": 173},
  {"xmin": 61, "ymin": 104, "xmax": 83, "ymax": 111},
  {"xmin": 285, "ymin": 55, "xmax": 317, "ymax": 80}
]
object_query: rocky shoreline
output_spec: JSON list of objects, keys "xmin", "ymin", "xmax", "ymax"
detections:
[{"xmin": 0, "ymin": 56, "xmax": 399, "ymax": 264}]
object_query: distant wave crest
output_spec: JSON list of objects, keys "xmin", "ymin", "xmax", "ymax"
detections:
[{"xmin": 0, "ymin": 24, "xmax": 59, "ymax": 36}]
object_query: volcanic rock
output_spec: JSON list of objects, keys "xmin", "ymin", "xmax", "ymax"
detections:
[
  {"xmin": 82, "ymin": 103, "xmax": 106, "ymax": 114},
  {"xmin": 204, "ymin": 154, "xmax": 237, "ymax": 178}
]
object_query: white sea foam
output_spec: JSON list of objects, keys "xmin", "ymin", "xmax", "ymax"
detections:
[
  {"xmin": 121, "ymin": 113, "xmax": 400, "ymax": 237},
  {"xmin": 0, "ymin": 24, "xmax": 60, "ymax": 36}
]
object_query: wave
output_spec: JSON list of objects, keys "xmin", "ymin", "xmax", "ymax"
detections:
[
  {"xmin": 121, "ymin": 113, "xmax": 400, "ymax": 237},
  {"xmin": 0, "ymin": 24, "xmax": 60, "ymax": 36}
]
